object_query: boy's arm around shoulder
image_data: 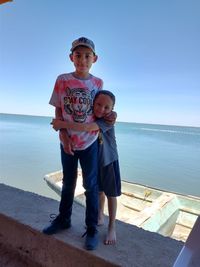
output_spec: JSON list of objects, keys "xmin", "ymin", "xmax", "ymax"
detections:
[
  {"xmin": 65, "ymin": 121, "xmax": 99, "ymax": 131},
  {"xmin": 103, "ymin": 111, "xmax": 117, "ymax": 126},
  {"xmin": 95, "ymin": 117, "xmax": 114, "ymax": 134},
  {"xmin": 52, "ymin": 118, "xmax": 99, "ymax": 132}
]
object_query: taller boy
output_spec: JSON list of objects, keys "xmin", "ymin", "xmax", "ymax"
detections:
[{"xmin": 43, "ymin": 37, "xmax": 103, "ymax": 250}]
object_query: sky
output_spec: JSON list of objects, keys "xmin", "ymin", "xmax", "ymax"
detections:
[{"xmin": 0, "ymin": 0, "xmax": 200, "ymax": 127}]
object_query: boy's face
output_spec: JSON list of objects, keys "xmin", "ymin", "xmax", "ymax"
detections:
[
  {"xmin": 94, "ymin": 94, "xmax": 113, "ymax": 118},
  {"xmin": 70, "ymin": 46, "xmax": 98, "ymax": 78}
]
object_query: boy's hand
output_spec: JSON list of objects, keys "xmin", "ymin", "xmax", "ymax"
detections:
[
  {"xmin": 53, "ymin": 108, "xmax": 74, "ymax": 155},
  {"xmin": 51, "ymin": 119, "xmax": 64, "ymax": 131},
  {"xmin": 59, "ymin": 130, "xmax": 74, "ymax": 156},
  {"xmin": 62, "ymin": 139, "xmax": 74, "ymax": 156},
  {"xmin": 104, "ymin": 111, "xmax": 117, "ymax": 125}
]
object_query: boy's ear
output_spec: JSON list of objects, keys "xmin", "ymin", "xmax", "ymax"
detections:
[
  {"xmin": 93, "ymin": 55, "xmax": 98, "ymax": 63},
  {"xmin": 69, "ymin": 53, "xmax": 73, "ymax": 62}
]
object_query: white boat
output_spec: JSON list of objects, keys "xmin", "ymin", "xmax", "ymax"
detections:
[{"xmin": 44, "ymin": 169, "xmax": 200, "ymax": 242}]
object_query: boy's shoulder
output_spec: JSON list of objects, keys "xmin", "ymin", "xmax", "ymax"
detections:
[
  {"xmin": 96, "ymin": 118, "xmax": 114, "ymax": 133},
  {"xmin": 92, "ymin": 74, "xmax": 103, "ymax": 81},
  {"xmin": 56, "ymin": 73, "xmax": 102, "ymax": 80},
  {"xmin": 56, "ymin": 73, "xmax": 72, "ymax": 81},
  {"xmin": 90, "ymin": 74, "xmax": 104, "ymax": 86},
  {"xmin": 56, "ymin": 73, "xmax": 103, "ymax": 85}
]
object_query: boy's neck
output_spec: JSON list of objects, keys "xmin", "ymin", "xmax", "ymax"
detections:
[{"xmin": 72, "ymin": 71, "xmax": 91, "ymax": 80}]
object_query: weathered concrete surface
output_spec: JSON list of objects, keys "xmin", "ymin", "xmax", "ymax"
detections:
[
  {"xmin": 0, "ymin": 242, "xmax": 39, "ymax": 267},
  {"xmin": 0, "ymin": 183, "xmax": 184, "ymax": 267}
]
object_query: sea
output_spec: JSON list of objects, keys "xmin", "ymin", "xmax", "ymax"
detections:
[{"xmin": 0, "ymin": 113, "xmax": 200, "ymax": 200}]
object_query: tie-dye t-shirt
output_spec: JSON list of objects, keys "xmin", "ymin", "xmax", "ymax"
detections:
[{"xmin": 49, "ymin": 72, "xmax": 103, "ymax": 150}]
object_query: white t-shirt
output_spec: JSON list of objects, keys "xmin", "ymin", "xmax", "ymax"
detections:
[{"xmin": 49, "ymin": 72, "xmax": 103, "ymax": 150}]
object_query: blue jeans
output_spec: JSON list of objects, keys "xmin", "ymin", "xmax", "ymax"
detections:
[{"xmin": 59, "ymin": 140, "xmax": 98, "ymax": 228}]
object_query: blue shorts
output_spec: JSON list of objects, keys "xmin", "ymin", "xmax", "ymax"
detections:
[{"xmin": 98, "ymin": 160, "xmax": 121, "ymax": 197}]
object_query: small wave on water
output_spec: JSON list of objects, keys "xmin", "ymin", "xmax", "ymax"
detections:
[{"xmin": 139, "ymin": 127, "xmax": 200, "ymax": 136}]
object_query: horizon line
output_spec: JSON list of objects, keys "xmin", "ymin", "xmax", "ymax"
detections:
[{"xmin": 1, "ymin": 112, "xmax": 199, "ymax": 129}]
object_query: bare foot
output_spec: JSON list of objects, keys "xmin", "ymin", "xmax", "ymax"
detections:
[{"xmin": 104, "ymin": 227, "xmax": 116, "ymax": 245}]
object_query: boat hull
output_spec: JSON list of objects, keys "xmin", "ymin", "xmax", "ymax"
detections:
[{"xmin": 44, "ymin": 170, "xmax": 200, "ymax": 242}]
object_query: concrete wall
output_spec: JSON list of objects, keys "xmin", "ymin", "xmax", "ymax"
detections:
[{"xmin": 0, "ymin": 183, "xmax": 184, "ymax": 267}]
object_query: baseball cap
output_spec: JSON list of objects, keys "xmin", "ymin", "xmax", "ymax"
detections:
[{"xmin": 70, "ymin": 37, "xmax": 95, "ymax": 54}]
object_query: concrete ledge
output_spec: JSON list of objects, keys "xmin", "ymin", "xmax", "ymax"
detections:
[
  {"xmin": 0, "ymin": 213, "xmax": 115, "ymax": 267},
  {"xmin": 0, "ymin": 183, "xmax": 184, "ymax": 267}
]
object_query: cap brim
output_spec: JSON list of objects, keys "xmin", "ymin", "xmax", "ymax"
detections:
[{"xmin": 71, "ymin": 43, "xmax": 95, "ymax": 53}]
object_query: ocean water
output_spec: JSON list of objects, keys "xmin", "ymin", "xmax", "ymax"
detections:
[{"xmin": 0, "ymin": 113, "xmax": 200, "ymax": 199}]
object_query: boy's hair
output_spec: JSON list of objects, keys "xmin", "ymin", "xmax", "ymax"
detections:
[
  {"xmin": 94, "ymin": 90, "xmax": 116, "ymax": 106},
  {"xmin": 70, "ymin": 37, "xmax": 95, "ymax": 54}
]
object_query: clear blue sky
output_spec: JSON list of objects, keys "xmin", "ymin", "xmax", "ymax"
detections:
[{"xmin": 1, "ymin": 0, "xmax": 200, "ymax": 126}]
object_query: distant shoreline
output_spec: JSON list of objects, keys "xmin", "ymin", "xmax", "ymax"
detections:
[{"xmin": 1, "ymin": 112, "xmax": 199, "ymax": 128}]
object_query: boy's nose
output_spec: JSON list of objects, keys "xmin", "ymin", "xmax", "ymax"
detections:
[
  {"xmin": 80, "ymin": 56, "xmax": 87, "ymax": 62},
  {"xmin": 99, "ymin": 107, "xmax": 104, "ymax": 113}
]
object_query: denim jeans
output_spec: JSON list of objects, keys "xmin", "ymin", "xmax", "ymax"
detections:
[{"xmin": 59, "ymin": 140, "xmax": 98, "ymax": 228}]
